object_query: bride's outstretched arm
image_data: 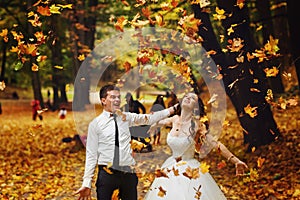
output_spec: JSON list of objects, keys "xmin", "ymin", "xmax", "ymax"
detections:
[
  {"xmin": 216, "ymin": 141, "xmax": 248, "ymax": 176},
  {"xmin": 147, "ymin": 115, "xmax": 176, "ymax": 135},
  {"xmin": 203, "ymin": 134, "xmax": 248, "ymax": 176}
]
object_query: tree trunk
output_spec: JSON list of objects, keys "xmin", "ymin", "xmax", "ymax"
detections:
[
  {"xmin": 256, "ymin": 0, "xmax": 284, "ymax": 94},
  {"xmin": 27, "ymin": 0, "xmax": 44, "ymax": 107},
  {"xmin": 193, "ymin": 0, "xmax": 280, "ymax": 151},
  {"xmin": 287, "ymin": 0, "xmax": 300, "ymax": 88},
  {"xmin": 0, "ymin": 41, "xmax": 6, "ymax": 81},
  {"xmin": 67, "ymin": 0, "xmax": 96, "ymax": 111},
  {"xmin": 50, "ymin": 11, "xmax": 68, "ymax": 110}
]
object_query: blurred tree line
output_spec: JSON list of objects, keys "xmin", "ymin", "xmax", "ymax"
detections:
[{"xmin": 0, "ymin": 0, "xmax": 299, "ymax": 150}]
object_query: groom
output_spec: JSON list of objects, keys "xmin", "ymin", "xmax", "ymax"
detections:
[{"xmin": 75, "ymin": 84, "xmax": 178, "ymax": 200}]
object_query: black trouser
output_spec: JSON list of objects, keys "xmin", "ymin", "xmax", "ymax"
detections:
[{"xmin": 96, "ymin": 165, "xmax": 138, "ymax": 200}]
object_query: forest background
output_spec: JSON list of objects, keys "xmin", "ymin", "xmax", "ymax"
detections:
[{"xmin": 0, "ymin": 0, "xmax": 299, "ymax": 199}]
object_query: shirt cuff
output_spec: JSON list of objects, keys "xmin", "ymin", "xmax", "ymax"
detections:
[{"xmin": 82, "ymin": 179, "xmax": 92, "ymax": 189}]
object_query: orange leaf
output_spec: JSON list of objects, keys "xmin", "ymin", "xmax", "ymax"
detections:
[
  {"xmin": 142, "ymin": 7, "xmax": 151, "ymax": 18},
  {"xmin": 155, "ymin": 168, "xmax": 168, "ymax": 178},
  {"xmin": 257, "ymin": 157, "xmax": 265, "ymax": 168},
  {"xmin": 31, "ymin": 63, "xmax": 39, "ymax": 71},
  {"xmin": 123, "ymin": 61, "xmax": 132, "ymax": 73},
  {"xmin": 172, "ymin": 167, "xmax": 179, "ymax": 176},
  {"xmin": 37, "ymin": 6, "xmax": 51, "ymax": 16},
  {"xmin": 217, "ymin": 160, "xmax": 227, "ymax": 170},
  {"xmin": 121, "ymin": 0, "xmax": 130, "ymax": 6},
  {"xmin": 114, "ymin": 16, "xmax": 127, "ymax": 32}
]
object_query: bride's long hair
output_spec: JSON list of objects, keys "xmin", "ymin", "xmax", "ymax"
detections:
[{"xmin": 188, "ymin": 97, "xmax": 208, "ymax": 153}]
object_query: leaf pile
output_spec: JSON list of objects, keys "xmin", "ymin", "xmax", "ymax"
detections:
[{"xmin": 0, "ymin": 98, "xmax": 299, "ymax": 199}]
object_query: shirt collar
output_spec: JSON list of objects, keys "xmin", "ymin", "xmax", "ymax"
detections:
[{"xmin": 103, "ymin": 110, "xmax": 114, "ymax": 118}]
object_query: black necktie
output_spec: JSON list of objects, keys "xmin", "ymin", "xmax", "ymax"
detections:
[{"xmin": 112, "ymin": 114, "xmax": 119, "ymax": 168}]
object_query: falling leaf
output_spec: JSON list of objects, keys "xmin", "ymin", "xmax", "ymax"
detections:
[
  {"xmin": 28, "ymin": 14, "xmax": 42, "ymax": 27},
  {"xmin": 155, "ymin": 168, "xmax": 168, "ymax": 178},
  {"xmin": 114, "ymin": 16, "xmax": 128, "ymax": 32},
  {"xmin": 57, "ymin": 4, "xmax": 73, "ymax": 9},
  {"xmin": 54, "ymin": 65, "xmax": 63, "ymax": 70},
  {"xmin": 236, "ymin": 55, "xmax": 244, "ymax": 63},
  {"xmin": 111, "ymin": 189, "xmax": 119, "ymax": 200},
  {"xmin": 244, "ymin": 104, "xmax": 258, "ymax": 118},
  {"xmin": 183, "ymin": 166, "xmax": 200, "ymax": 179},
  {"xmin": 157, "ymin": 186, "xmax": 167, "ymax": 197},
  {"xmin": 264, "ymin": 66, "xmax": 279, "ymax": 77},
  {"xmin": 103, "ymin": 166, "xmax": 113, "ymax": 174},
  {"xmin": 256, "ymin": 25, "xmax": 263, "ymax": 31},
  {"xmin": 37, "ymin": 6, "xmax": 51, "ymax": 16},
  {"xmin": 257, "ymin": 157, "xmax": 265, "ymax": 168},
  {"xmin": 78, "ymin": 54, "xmax": 85, "ymax": 61},
  {"xmin": 213, "ymin": 7, "xmax": 226, "ymax": 21},
  {"xmin": 236, "ymin": 0, "xmax": 245, "ymax": 9},
  {"xmin": 194, "ymin": 184, "xmax": 202, "ymax": 200},
  {"xmin": 228, "ymin": 79, "xmax": 239, "ymax": 89},
  {"xmin": 250, "ymin": 88, "xmax": 261, "ymax": 93},
  {"xmin": 171, "ymin": 0, "xmax": 179, "ymax": 7},
  {"xmin": 227, "ymin": 38, "xmax": 244, "ymax": 52},
  {"xmin": 121, "ymin": 0, "xmax": 130, "ymax": 6},
  {"xmin": 50, "ymin": 4, "xmax": 61, "ymax": 14},
  {"xmin": 200, "ymin": 162, "xmax": 210, "ymax": 174},
  {"xmin": 0, "ymin": 29, "xmax": 8, "ymax": 42},
  {"xmin": 264, "ymin": 35, "xmax": 280, "ymax": 56},
  {"xmin": 123, "ymin": 61, "xmax": 132, "ymax": 73},
  {"xmin": 37, "ymin": 55, "xmax": 47, "ymax": 62},
  {"xmin": 31, "ymin": 63, "xmax": 39, "ymax": 71},
  {"xmin": 172, "ymin": 167, "xmax": 179, "ymax": 176}
]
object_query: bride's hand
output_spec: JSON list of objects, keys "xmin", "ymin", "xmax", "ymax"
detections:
[
  {"xmin": 147, "ymin": 123, "xmax": 158, "ymax": 135},
  {"xmin": 114, "ymin": 109, "xmax": 126, "ymax": 121},
  {"xmin": 235, "ymin": 160, "xmax": 248, "ymax": 176}
]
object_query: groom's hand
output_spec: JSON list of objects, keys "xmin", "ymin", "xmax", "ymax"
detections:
[{"xmin": 74, "ymin": 186, "xmax": 91, "ymax": 200}]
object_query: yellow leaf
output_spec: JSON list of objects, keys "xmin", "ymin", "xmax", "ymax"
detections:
[
  {"xmin": 78, "ymin": 54, "xmax": 85, "ymax": 61},
  {"xmin": 50, "ymin": 4, "xmax": 61, "ymax": 14},
  {"xmin": 244, "ymin": 104, "xmax": 258, "ymax": 118},
  {"xmin": 57, "ymin": 4, "xmax": 73, "ymax": 9},
  {"xmin": 54, "ymin": 65, "xmax": 63, "ymax": 70},
  {"xmin": 227, "ymin": 26, "xmax": 234, "ymax": 35},
  {"xmin": 264, "ymin": 66, "xmax": 279, "ymax": 77},
  {"xmin": 200, "ymin": 162, "xmax": 210, "ymax": 174},
  {"xmin": 0, "ymin": 29, "xmax": 8, "ymax": 37}
]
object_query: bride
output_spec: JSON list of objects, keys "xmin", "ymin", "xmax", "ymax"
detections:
[{"xmin": 144, "ymin": 93, "xmax": 248, "ymax": 200}]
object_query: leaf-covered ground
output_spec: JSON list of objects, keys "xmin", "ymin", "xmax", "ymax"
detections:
[{"xmin": 0, "ymin": 98, "xmax": 299, "ymax": 200}]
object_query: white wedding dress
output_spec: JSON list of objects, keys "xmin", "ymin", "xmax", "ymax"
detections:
[{"xmin": 144, "ymin": 134, "xmax": 227, "ymax": 200}]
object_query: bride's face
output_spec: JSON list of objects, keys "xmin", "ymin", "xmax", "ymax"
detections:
[{"xmin": 181, "ymin": 93, "xmax": 198, "ymax": 110}]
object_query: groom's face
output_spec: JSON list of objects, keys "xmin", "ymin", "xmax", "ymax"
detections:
[{"xmin": 102, "ymin": 90, "xmax": 121, "ymax": 113}]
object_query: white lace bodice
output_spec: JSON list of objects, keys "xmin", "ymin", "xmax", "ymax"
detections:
[{"xmin": 167, "ymin": 134, "xmax": 195, "ymax": 160}]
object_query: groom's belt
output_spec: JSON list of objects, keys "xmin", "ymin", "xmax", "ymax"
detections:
[{"xmin": 98, "ymin": 165, "xmax": 135, "ymax": 174}]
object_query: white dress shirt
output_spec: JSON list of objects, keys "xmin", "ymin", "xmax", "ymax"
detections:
[{"xmin": 82, "ymin": 109, "xmax": 170, "ymax": 188}]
